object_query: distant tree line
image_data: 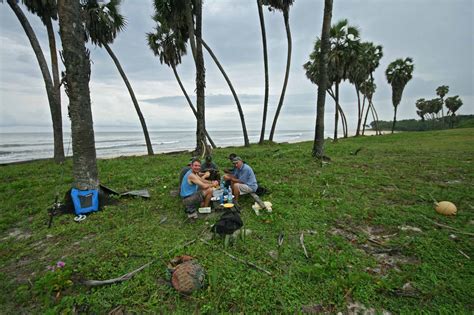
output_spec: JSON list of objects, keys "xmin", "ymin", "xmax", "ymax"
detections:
[{"xmin": 371, "ymin": 114, "xmax": 474, "ymax": 132}]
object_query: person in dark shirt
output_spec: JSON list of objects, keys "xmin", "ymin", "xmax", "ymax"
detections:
[{"xmin": 200, "ymin": 155, "xmax": 219, "ymax": 180}]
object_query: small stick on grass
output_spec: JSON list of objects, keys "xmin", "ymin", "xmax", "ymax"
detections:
[
  {"xmin": 422, "ymin": 215, "xmax": 474, "ymax": 236},
  {"xmin": 458, "ymin": 249, "xmax": 470, "ymax": 259},
  {"xmin": 300, "ymin": 232, "xmax": 309, "ymax": 259},
  {"xmin": 200, "ymin": 238, "xmax": 272, "ymax": 276},
  {"xmin": 83, "ymin": 239, "xmax": 197, "ymax": 287}
]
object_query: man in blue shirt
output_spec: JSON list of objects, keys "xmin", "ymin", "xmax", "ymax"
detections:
[
  {"xmin": 223, "ymin": 156, "xmax": 258, "ymax": 202},
  {"xmin": 180, "ymin": 158, "xmax": 218, "ymax": 219}
]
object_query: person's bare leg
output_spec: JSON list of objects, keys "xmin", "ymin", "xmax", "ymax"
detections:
[
  {"xmin": 233, "ymin": 183, "xmax": 241, "ymax": 202},
  {"xmin": 202, "ymin": 188, "xmax": 212, "ymax": 207}
]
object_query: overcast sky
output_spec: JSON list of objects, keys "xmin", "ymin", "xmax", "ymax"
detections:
[{"xmin": 0, "ymin": 0, "xmax": 472, "ymax": 134}]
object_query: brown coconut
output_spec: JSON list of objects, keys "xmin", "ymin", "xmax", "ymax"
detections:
[{"xmin": 434, "ymin": 201, "xmax": 457, "ymax": 216}]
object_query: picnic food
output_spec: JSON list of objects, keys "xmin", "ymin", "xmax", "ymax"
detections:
[{"xmin": 434, "ymin": 201, "xmax": 457, "ymax": 215}]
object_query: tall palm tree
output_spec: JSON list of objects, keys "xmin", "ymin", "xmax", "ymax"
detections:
[
  {"xmin": 349, "ymin": 42, "xmax": 383, "ymax": 136},
  {"xmin": 385, "ymin": 57, "xmax": 414, "ymax": 133},
  {"xmin": 152, "ymin": 0, "xmax": 206, "ymax": 155},
  {"xmin": 360, "ymin": 78, "xmax": 380, "ymax": 135},
  {"xmin": 266, "ymin": 0, "xmax": 295, "ymax": 142},
  {"xmin": 147, "ymin": 24, "xmax": 216, "ymax": 148},
  {"xmin": 7, "ymin": 0, "xmax": 65, "ymax": 163},
  {"xmin": 436, "ymin": 85, "xmax": 449, "ymax": 122},
  {"xmin": 305, "ymin": 0, "xmax": 333, "ymax": 158},
  {"xmin": 257, "ymin": 0, "xmax": 269, "ymax": 144},
  {"xmin": 194, "ymin": 0, "xmax": 207, "ymax": 155},
  {"xmin": 198, "ymin": 38, "xmax": 250, "ymax": 147},
  {"xmin": 328, "ymin": 19, "xmax": 360, "ymax": 140},
  {"xmin": 82, "ymin": 0, "xmax": 154, "ymax": 155},
  {"xmin": 57, "ymin": 0, "xmax": 98, "ymax": 190}
]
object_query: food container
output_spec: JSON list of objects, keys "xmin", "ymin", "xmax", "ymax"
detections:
[{"xmin": 213, "ymin": 189, "xmax": 223, "ymax": 198}]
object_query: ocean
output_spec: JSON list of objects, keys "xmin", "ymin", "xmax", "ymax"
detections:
[{"xmin": 0, "ymin": 129, "xmax": 316, "ymax": 164}]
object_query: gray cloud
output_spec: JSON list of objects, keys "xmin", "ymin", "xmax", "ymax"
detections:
[{"xmin": 0, "ymin": 0, "xmax": 472, "ymax": 134}]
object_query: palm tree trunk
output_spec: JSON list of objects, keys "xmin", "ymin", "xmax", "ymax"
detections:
[
  {"xmin": 313, "ymin": 0, "xmax": 333, "ymax": 158},
  {"xmin": 45, "ymin": 17, "xmax": 65, "ymax": 163},
  {"xmin": 58, "ymin": 0, "xmax": 98, "ymax": 190},
  {"xmin": 371, "ymin": 103, "xmax": 381, "ymax": 135},
  {"xmin": 199, "ymin": 38, "xmax": 249, "ymax": 147},
  {"xmin": 338, "ymin": 105, "xmax": 348, "ymax": 138},
  {"xmin": 103, "ymin": 43, "xmax": 154, "ymax": 155},
  {"xmin": 194, "ymin": 0, "xmax": 207, "ymax": 155},
  {"xmin": 257, "ymin": 0, "xmax": 269, "ymax": 145},
  {"xmin": 362, "ymin": 97, "xmax": 371, "ymax": 135},
  {"xmin": 8, "ymin": 0, "xmax": 65, "ymax": 163},
  {"xmin": 391, "ymin": 105, "xmax": 398, "ymax": 134},
  {"xmin": 355, "ymin": 86, "xmax": 362, "ymax": 136},
  {"xmin": 269, "ymin": 9, "xmax": 292, "ymax": 141},
  {"xmin": 333, "ymin": 82, "xmax": 340, "ymax": 141},
  {"xmin": 171, "ymin": 65, "xmax": 216, "ymax": 149}
]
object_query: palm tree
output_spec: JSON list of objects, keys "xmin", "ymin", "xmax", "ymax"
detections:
[
  {"xmin": 360, "ymin": 78, "xmax": 379, "ymax": 135},
  {"xmin": 57, "ymin": 0, "xmax": 98, "ymax": 190},
  {"xmin": 7, "ymin": 0, "xmax": 65, "ymax": 163},
  {"xmin": 385, "ymin": 57, "xmax": 414, "ymax": 133},
  {"xmin": 266, "ymin": 0, "xmax": 295, "ymax": 142},
  {"xmin": 445, "ymin": 95, "xmax": 463, "ymax": 128},
  {"xmin": 198, "ymin": 38, "xmax": 250, "ymax": 147},
  {"xmin": 304, "ymin": 0, "xmax": 333, "ymax": 158},
  {"xmin": 328, "ymin": 19, "xmax": 360, "ymax": 140},
  {"xmin": 147, "ymin": 24, "xmax": 216, "ymax": 148},
  {"xmin": 257, "ymin": 0, "xmax": 269, "ymax": 144},
  {"xmin": 82, "ymin": 0, "xmax": 154, "ymax": 155},
  {"xmin": 194, "ymin": 0, "xmax": 207, "ymax": 155},
  {"xmin": 436, "ymin": 85, "xmax": 449, "ymax": 122}
]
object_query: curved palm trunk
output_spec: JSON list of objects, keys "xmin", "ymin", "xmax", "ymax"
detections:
[
  {"xmin": 391, "ymin": 106, "xmax": 398, "ymax": 134},
  {"xmin": 194, "ymin": 0, "xmax": 207, "ymax": 155},
  {"xmin": 58, "ymin": 0, "xmax": 98, "ymax": 190},
  {"xmin": 269, "ymin": 9, "xmax": 292, "ymax": 141},
  {"xmin": 8, "ymin": 0, "xmax": 65, "ymax": 163},
  {"xmin": 355, "ymin": 86, "xmax": 362, "ymax": 136},
  {"xmin": 338, "ymin": 104, "xmax": 348, "ymax": 138},
  {"xmin": 313, "ymin": 0, "xmax": 333, "ymax": 158},
  {"xmin": 257, "ymin": 0, "xmax": 269, "ymax": 144},
  {"xmin": 103, "ymin": 44, "xmax": 153, "ymax": 155},
  {"xmin": 171, "ymin": 65, "xmax": 216, "ymax": 149},
  {"xmin": 362, "ymin": 97, "xmax": 371, "ymax": 135},
  {"xmin": 45, "ymin": 17, "xmax": 65, "ymax": 162},
  {"xmin": 333, "ymin": 82, "xmax": 340, "ymax": 141},
  {"xmin": 371, "ymin": 102, "xmax": 381, "ymax": 135},
  {"xmin": 199, "ymin": 39, "xmax": 250, "ymax": 147}
]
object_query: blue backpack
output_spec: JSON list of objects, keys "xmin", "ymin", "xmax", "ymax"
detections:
[{"xmin": 70, "ymin": 188, "xmax": 99, "ymax": 215}]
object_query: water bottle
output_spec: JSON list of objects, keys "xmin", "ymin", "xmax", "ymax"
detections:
[
  {"xmin": 228, "ymin": 188, "xmax": 233, "ymax": 203},
  {"xmin": 221, "ymin": 187, "xmax": 227, "ymax": 205}
]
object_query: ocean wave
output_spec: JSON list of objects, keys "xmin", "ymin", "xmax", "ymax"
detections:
[{"xmin": 158, "ymin": 140, "xmax": 180, "ymax": 145}]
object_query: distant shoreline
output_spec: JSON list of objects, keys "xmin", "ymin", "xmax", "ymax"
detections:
[{"xmin": 0, "ymin": 130, "xmax": 383, "ymax": 166}]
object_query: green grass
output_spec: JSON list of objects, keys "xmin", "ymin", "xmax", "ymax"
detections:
[{"xmin": 1, "ymin": 128, "xmax": 473, "ymax": 313}]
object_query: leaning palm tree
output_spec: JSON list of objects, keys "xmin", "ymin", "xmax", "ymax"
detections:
[
  {"xmin": 198, "ymin": 38, "xmax": 250, "ymax": 147},
  {"xmin": 266, "ymin": 0, "xmax": 295, "ymax": 142},
  {"xmin": 257, "ymin": 0, "xmax": 269, "ymax": 144},
  {"xmin": 7, "ymin": 0, "xmax": 65, "ymax": 163},
  {"xmin": 82, "ymin": 0, "xmax": 154, "ymax": 155},
  {"xmin": 147, "ymin": 24, "xmax": 216, "ymax": 149},
  {"xmin": 385, "ymin": 57, "xmax": 414, "ymax": 133},
  {"xmin": 57, "ymin": 0, "xmax": 98, "ymax": 190}
]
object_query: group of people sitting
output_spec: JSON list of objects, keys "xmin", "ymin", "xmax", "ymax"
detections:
[{"xmin": 178, "ymin": 154, "xmax": 259, "ymax": 220}]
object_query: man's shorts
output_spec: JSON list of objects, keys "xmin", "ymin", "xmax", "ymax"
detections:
[
  {"xmin": 235, "ymin": 183, "xmax": 255, "ymax": 195},
  {"xmin": 182, "ymin": 191, "xmax": 204, "ymax": 213}
]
